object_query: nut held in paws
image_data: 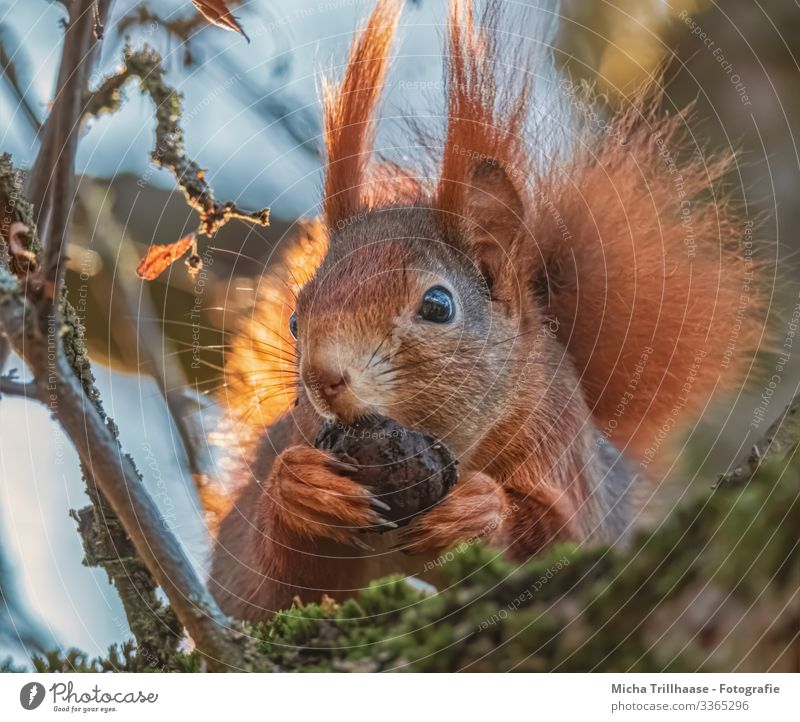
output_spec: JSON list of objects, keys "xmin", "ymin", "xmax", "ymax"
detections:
[{"xmin": 315, "ymin": 415, "xmax": 458, "ymax": 528}]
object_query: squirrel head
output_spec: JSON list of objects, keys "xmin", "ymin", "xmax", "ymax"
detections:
[
  {"xmin": 228, "ymin": 0, "xmax": 764, "ymax": 468},
  {"xmin": 287, "ymin": 0, "xmax": 550, "ymax": 456},
  {"xmin": 294, "ymin": 178, "xmax": 551, "ymax": 456}
]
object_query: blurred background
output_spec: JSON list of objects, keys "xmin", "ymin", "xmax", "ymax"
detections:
[{"xmin": 0, "ymin": 0, "xmax": 798, "ymax": 663}]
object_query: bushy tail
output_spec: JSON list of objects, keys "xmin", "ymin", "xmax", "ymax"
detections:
[{"xmin": 534, "ymin": 93, "xmax": 765, "ymax": 461}]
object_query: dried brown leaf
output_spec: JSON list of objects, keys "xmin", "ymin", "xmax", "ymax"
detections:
[
  {"xmin": 192, "ymin": 0, "xmax": 250, "ymax": 42},
  {"xmin": 136, "ymin": 234, "xmax": 195, "ymax": 281}
]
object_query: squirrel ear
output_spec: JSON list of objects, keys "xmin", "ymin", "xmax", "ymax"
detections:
[
  {"xmin": 322, "ymin": 0, "xmax": 402, "ymax": 226},
  {"xmin": 461, "ymin": 159, "xmax": 527, "ymax": 295}
]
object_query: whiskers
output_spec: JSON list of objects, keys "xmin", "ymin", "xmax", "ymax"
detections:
[
  {"xmin": 143, "ymin": 301, "xmax": 302, "ymax": 428},
  {"xmin": 364, "ymin": 324, "xmax": 542, "ymax": 399}
]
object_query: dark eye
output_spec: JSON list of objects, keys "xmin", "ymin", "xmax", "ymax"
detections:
[
  {"xmin": 289, "ymin": 311, "xmax": 298, "ymax": 340},
  {"xmin": 420, "ymin": 286, "xmax": 455, "ymax": 323}
]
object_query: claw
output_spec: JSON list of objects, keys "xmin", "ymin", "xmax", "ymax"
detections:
[
  {"xmin": 351, "ymin": 536, "xmax": 374, "ymax": 552},
  {"xmin": 326, "ymin": 458, "xmax": 360, "ymax": 474},
  {"xmin": 374, "ymin": 515, "xmax": 400, "ymax": 529},
  {"xmin": 370, "ymin": 497, "xmax": 391, "ymax": 512}
]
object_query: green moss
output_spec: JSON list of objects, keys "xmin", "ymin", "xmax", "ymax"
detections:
[
  {"xmin": 18, "ymin": 452, "xmax": 799, "ymax": 673},
  {"xmin": 27, "ymin": 641, "xmax": 199, "ymax": 673}
]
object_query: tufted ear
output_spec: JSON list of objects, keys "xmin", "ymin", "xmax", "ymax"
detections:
[
  {"xmin": 461, "ymin": 158, "xmax": 526, "ymax": 295},
  {"xmin": 322, "ymin": 0, "xmax": 402, "ymax": 226},
  {"xmin": 435, "ymin": 0, "xmax": 533, "ymax": 306}
]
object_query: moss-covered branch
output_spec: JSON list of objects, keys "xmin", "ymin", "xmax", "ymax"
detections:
[
  {"xmin": 251, "ymin": 454, "xmax": 799, "ymax": 672},
  {"xmin": 25, "ymin": 445, "xmax": 800, "ymax": 673}
]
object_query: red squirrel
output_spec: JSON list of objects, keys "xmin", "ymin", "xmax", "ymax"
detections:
[{"xmin": 205, "ymin": 0, "xmax": 763, "ymax": 620}]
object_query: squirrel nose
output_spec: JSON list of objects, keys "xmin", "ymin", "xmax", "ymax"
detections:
[{"xmin": 315, "ymin": 370, "xmax": 349, "ymax": 401}]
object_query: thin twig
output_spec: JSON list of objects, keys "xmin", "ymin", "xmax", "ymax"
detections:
[
  {"xmin": 42, "ymin": 0, "xmax": 98, "ymax": 301},
  {"xmin": 92, "ymin": 0, "xmax": 105, "ymax": 39},
  {"xmin": 117, "ymin": 4, "xmax": 208, "ymax": 45},
  {"xmin": 0, "ymin": 338, "xmax": 10, "ymax": 375},
  {"xmin": 79, "ymin": 182, "xmax": 216, "ymax": 481},
  {"xmin": 84, "ymin": 46, "xmax": 270, "ymax": 237},
  {"xmin": 0, "ymin": 372, "xmax": 37, "ymax": 399},
  {"xmin": 0, "ymin": 42, "xmax": 42, "ymax": 132}
]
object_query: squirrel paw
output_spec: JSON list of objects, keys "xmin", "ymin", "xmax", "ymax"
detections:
[
  {"xmin": 263, "ymin": 445, "xmax": 396, "ymax": 548},
  {"xmin": 395, "ymin": 471, "xmax": 508, "ymax": 555}
]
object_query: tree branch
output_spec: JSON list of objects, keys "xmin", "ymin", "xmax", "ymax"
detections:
[
  {"xmin": 70, "ymin": 501, "xmax": 182, "ymax": 668},
  {"xmin": 80, "ymin": 182, "xmax": 216, "ymax": 481},
  {"xmin": 84, "ymin": 46, "xmax": 270, "ymax": 237},
  {"xmin": 0, "ymin": 155, "xmax": 257, "ymax": 671},
  {"xmin": 26, "ymin": 0, "xmax": 106, "ymax": 243},
  {"xmin": 0, "ymin": 41, "xmax": 42, "ymax": 132},
  {"xmin": 0, "ymin": 371, "xmax": 36, "ymax": 399},
  {"xmin": 3, "ymin": 0, "xmax": 190, "ymax": 664},
  {"xmin": 2, "ymin": 16, "xmax": 267, "ymax": 669}
]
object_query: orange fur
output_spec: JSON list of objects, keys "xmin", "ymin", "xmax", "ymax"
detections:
[
  {"xmin": 322, "ymin": 0, "xmax": 402, "ymax": 225},
  {"xmin": 207, "ymin": 0, "xmax": 765, "ymax": 618},
  {"xmin": 224, "ymin": 219, "xmax": 326, "ymax": 431},
  {"xmin": 533, "ymin": 97, "xmax": 764, "ymax": 459},
  {"xmin": 437, "ymin": 0, "xmax": 531, "ymax": 227}
]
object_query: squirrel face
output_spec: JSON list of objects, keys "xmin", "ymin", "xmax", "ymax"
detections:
[{"xmin": 292, "ymin": 206, "xmax": 541, "ymax": 457}]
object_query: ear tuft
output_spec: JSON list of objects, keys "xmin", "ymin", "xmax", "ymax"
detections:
[
  {"xmin": 323, "ymin": 0, "xmax": 402, "ymax": 226},
  {"xmin": 435, "ymin": 0, "xmax": 533, "ymax": 303}
]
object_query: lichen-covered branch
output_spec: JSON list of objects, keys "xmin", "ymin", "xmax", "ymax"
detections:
[
  {"xmin": 70, "ymin": 502, "xmax": 182, "ymax": 668},
  {"xmin": 85, "ymin": 46, "xmax": 270, "ymax": 237},
  {"xmin": 3, "ymin": 28, "xmax": 265, "ymax": 667},
  {"xmin": 62, "ymin": 277, "xmax": 182, "ymax": 668},
  {"xmin": 77, "ymin": 183, "xmax": 216, "ymax": 481},
  {"xmin": 0, "ymin": 155, "xmax": 259, "ymax": 671},
  {"xmin": 1, "ymin": 158, "xmax": 162, "ymax": 658}
]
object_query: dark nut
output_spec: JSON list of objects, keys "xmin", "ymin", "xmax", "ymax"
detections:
[{"xmin": 315, "ymin": 415, "xmax": 458, "ymax": 528}]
